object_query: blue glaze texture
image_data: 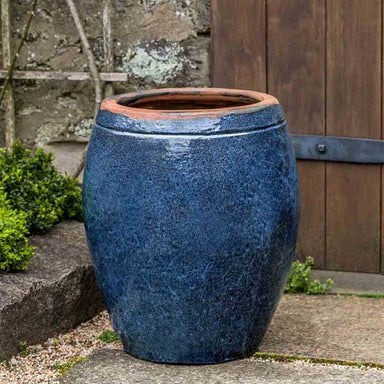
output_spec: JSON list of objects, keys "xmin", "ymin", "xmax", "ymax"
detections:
[{"xmin": 83, "ymin": 93, "xmax": 300, "ymax": 364}]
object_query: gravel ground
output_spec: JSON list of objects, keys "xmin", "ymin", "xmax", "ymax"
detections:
[{"xmin": 0, "ymin": 311, "xmax": 120, "ymax": 384}]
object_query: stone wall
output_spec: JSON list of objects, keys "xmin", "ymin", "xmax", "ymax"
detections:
[{"xmin": 0, "ymin": 0, "xmax": 210, "ymax": 147}]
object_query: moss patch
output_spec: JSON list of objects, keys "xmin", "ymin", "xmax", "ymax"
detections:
[
  {"xmin": 254, "ymin": 352, "xmax": 384, "ymax": 370},
  {"xmin": 53, "ymin": 356, "xmax": 87, "ymax": 377},
  {"xmin": 98, "ymin": 330, "xmax": 120, "ymax": 343}
]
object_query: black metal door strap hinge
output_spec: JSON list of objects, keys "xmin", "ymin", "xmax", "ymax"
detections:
[{"xmin": 291, "ymin": 134, "xmax": 384, "ymax": 164}]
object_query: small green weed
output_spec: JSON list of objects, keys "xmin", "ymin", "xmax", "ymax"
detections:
[
  {"xmin": 98, "ymin": 330, "xmax": 120, "ymax": 343},
  {"xmin": 285, "ymin": 256, "xmax": 333, "ymax": 295},
  {"xmin": 17, "ymin": 341, "xmax": 27, "ymax": 355},
  {"xmin": 17, "ymin": 341, "xmax": 35, "ymax": 356},
  {"xmin": 52, "ymin": 356, "xmax": 87, "ymax": 377}
]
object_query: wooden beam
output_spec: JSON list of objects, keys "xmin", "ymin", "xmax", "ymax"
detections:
[
  {"xmin": 1, "ymin": 0, "xmax": 16, "ymax": 147},
  {"xmin": 103, "ymin": 0, "xmax": 114, "ymax": 97},
  {"xmin": 0, "ymin": 70, "xmax": 128, "ymax": 82}
]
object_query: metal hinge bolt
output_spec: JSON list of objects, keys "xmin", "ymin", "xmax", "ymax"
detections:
[{"xmin": 316, "ymin": 144, "xmax": 326, "ymax": 153}]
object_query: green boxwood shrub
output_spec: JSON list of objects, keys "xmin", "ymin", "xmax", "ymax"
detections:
[
  {"xmin": 0, "ymin": 142, "xmax": 82, "ymax": 233},
  {"xmin": 0, "ymin": 191, "xmax": 34, "ymax": 271},
  {"xmin": 0, "ymin": 141, "xmax": 83, "ymax": 271}
]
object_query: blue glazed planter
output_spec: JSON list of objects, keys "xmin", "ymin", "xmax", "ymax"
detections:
[{"xmin": 83, "ymin": 88, "xmax": 300, "ymax": 364}]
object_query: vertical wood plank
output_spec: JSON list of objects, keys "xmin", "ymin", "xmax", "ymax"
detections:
[
  {"xmin": 211, "ymin": 0, "xmax": 266, "ymax": 92},
  {"xmin": 267, "ymin": 0, "xmax": 326, "ymax": 267},
  {"xmin": 327, "ymin": 0, "xmax": 381, "ymax": 273},
  {"xmin": 295, "ymin": 162, "xmax": 326, "ymax": 266},
  {"xmin": 1, "ymin": 0, "xmax": 16, "ymax": 147},
  {"xmin": 382, "ymin": 0, "xmax": 384, "ymax": 275}
]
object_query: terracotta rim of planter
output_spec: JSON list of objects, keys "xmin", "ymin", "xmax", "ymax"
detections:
[{"xmin": 100, "ymin": 88, "xmax": 279, "ymax": 121}]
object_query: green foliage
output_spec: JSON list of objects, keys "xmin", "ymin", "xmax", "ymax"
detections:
[
  {"xmin": 0, "ymin": 141, "xmax": 82, "ymax": 234},
  {"xmin": 355, "ymin": 293, "xmax": 384, "ymax": 299},
  {"xmin": 254, "ymin": 352, "xmax": 384, "ymax": 370},
  {"xmin": 17, "ymin": 340, "xmax": 35, "ymax": 356},
  {"xmin": 339, "ymin": 292, "xmax": 384, "ymax": 299},
  {"xmin": 285, "ymin": 256, "xmax": 333, "ymax": 295},
  {"xmin": 0, "ymin": 192, "xmax": 34, "ymax": 271},
  {"xmin": 307, "ymin": 278, "xmax": 334, "ymax": 295},
  {"xmin": 98, "ymin": 330, "xmax": 120, "ymax": 343},
  {"xmin": 53, "ymin": 356, "xmax": 87, "ymax": 377},
  {"xmin": 17, "ymin": 341, "xmax": 27, "ymax": 355},
  {"xmin": 0, "ymin": 141, "xmax": 82, "ymax": 272}
]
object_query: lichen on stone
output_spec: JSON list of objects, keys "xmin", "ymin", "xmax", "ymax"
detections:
[
  {"xmin": 35, "ymin": 123, "xmax": 67, "ymax": 147},
  {"xmin": 5, "ymin": 0, "xmax": 210, "ymax": 148},
  {"xmin": 118, "ymin": 40, "xmax": 189, "ymax": 85},
  {"xmin": 71, "ymin": 118, "xmax": 94, "ymax": 138},
  {"xmin": 141, "ymin": 0, "xmax": 192, "ymax": 18}
]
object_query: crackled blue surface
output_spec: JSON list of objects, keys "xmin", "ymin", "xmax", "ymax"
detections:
[{"xmin": 83, "ymin": 99, "xmax": 300, "ymax": 364}]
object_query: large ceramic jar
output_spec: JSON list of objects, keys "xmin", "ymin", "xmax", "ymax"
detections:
[{"xmin": 83, "ymin": 88, "xmax": 300, "ymax": 364}]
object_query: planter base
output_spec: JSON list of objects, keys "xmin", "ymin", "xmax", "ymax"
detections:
[{"xmin": 121, "ymin": 343, "xmax": 256, "ymax": 365}]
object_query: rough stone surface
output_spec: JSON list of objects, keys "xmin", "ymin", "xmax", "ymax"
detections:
[
  {"xmin": 44, "ymin": 142, "xmax": 86, "ymax": 181},
  {"xmin": 261, "ymin": 294, "xmax": 384, "ymax": 364},
  {"xmin": 0, "ymin": 221, "xmax": 104, "ymax": 360},
  {"xmin": 0, "ymin": 0, "xmax": 211, "ymax": 147},
  {"xmin": 312, "ymin": 269, "xmax": 384, "ymax": 295},
  {"xmin": 59, "ymin": 349, "xmax": 384, "ymax": 384}
]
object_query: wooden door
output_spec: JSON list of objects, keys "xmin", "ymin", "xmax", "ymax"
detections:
[{"xmin": 211, "ymin": 0, "xmax": 383, "ymax": 274}]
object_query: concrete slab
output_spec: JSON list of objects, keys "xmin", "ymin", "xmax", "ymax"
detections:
[
  {"xmin": 60, "ymin": 349, "xmax": 384, "ymax": 384},
  {"xmin": 261, "ymin": 294, "xmax": 384, "ymax": 363},
  {"xmin": 312, "ymin": 269, "xmax": 384, "ymax": 295},
  {"xmin": 0, "ymin": 221, "xmax": 104, "ymax": 359}
]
